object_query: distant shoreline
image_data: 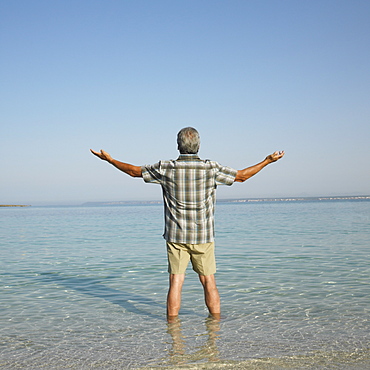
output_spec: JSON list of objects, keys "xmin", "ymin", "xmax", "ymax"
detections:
[
  {"xmin": 224, "ymin": 195, "xmax": 370, "ymax": 203},
  {"xmin": 0, "ymin": 205, "xmax": 31, "ymax": 207},
  {"xmin": 82, "ymin": 195, "xmax": 370, "ymax": 207},
  {"xmin": 2, "ymin": 196, "xmax": 369, "ymax": 208}
]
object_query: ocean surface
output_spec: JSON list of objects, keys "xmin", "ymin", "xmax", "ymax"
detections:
[{"xmin": 1, "ymin": 199, "xmax": 369, "ymax": 369}]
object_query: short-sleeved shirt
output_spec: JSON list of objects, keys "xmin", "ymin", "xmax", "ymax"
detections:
[{"xmin": 141, "ymin": 154, "xmax": 237, "ymax": 244}]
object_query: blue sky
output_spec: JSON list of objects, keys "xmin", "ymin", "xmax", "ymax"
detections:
[{"xmin": 1, "ymin": 0, "xmax": 369, "ymax": 205}]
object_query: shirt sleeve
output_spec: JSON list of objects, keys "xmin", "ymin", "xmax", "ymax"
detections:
[
  {"xmin": 214, "ymin": 164, "xmax": 237, "ymax": 186},
  {"xmin": 141, "ymin": 162, "xmax": 162, "ymax": 184}
]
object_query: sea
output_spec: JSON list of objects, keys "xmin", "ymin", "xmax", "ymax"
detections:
[{"xmin": 1, "ymin": 198, "xmax": 369, "ymax": 369}]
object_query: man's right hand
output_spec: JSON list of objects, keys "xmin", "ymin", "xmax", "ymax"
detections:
[
  {"xmin": 90, "ymin": 149, "xmax": 113, "ymax": 163},
  {"xmin": 265, "ymin": 151, "xmax": 285, "ymax": 163}
]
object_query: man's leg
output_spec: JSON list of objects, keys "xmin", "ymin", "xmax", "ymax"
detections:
[
  {"xmin": 167, "ymin": 273, "xmax": 185, "ymax": 318},
  {"xmin": 199, "ymin": 274, "xmax": 220, "ymax": 317}
]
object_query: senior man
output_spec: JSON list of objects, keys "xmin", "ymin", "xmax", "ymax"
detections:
[{"xmin": 91, "ymin": 127, "xmax": 284, "ymax": 319}]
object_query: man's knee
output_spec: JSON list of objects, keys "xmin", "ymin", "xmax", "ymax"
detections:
[
  {"xmin": 199, "ymin": 274, "xmax": 217, "ymax": 288},
  {"xmin": 169, "ymin": 273, "xmax": 185, "ymax": 288}
]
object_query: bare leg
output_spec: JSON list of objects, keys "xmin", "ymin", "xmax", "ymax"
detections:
[
  {"xmin": 167, "ymin": 273, "xmax": 185, "ymax": 319},
  {"xmin": 199, "ymin": 274, "xmax": 220, "ymax": 317}
]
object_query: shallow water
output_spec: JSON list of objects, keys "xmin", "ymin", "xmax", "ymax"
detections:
[{"xmin": 1, "ymin": 200, "xmax": 369, "ymax": 368}]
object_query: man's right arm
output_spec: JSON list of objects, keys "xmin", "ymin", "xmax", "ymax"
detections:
[
  {"xmin": 90, "ymin": 149, "xmax": 142, "ymax": 178},
  {"xmin": 235, "ymin": 151, "xmax": 284, "ymax": 182}
]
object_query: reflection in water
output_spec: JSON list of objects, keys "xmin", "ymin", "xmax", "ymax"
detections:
[{"xmin": 166, "ymin": 316, "xmax": 220, "ymax": 366}]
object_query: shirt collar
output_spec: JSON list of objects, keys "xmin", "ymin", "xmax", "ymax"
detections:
[{"xmin": 177, "ymin": 154, "xmax": 200, "ymax": 161}]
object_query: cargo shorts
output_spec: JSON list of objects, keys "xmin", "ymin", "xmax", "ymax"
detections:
[{"xmin": 166, "ymin": 241, "xmax": 216, "ymax": 276}]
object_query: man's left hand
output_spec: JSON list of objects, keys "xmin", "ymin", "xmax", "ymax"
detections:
[{"xmin": 90, "ymin": 149, "xmax": 113, "ymax": 163}]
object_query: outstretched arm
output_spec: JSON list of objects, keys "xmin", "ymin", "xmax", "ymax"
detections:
[
  {"xmin": 234, "ymin": 151, "xmax": 284, "ymax": 183},
  {"xmin": 90, "ymin": 149, "xmax": 142, "ymax": 178}
]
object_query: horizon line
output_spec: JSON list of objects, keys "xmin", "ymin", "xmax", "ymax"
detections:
[{"xmin": 2, "ymin": 195, "xmax": 370, "ymax": 208}]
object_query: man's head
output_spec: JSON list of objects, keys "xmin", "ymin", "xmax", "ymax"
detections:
[{"xmin": 177, "ymin": 127, "xmax": 200, "ymax": 154}]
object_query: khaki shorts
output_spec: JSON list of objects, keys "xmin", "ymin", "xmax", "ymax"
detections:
[{"xmin": 166, "ymin": 241, "xmax": 216, "ymax": 276}]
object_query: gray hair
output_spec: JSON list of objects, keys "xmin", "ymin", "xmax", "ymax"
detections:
[{"xmin": 177, "ymin": 127, "xmax": 200, "ymax": 154}]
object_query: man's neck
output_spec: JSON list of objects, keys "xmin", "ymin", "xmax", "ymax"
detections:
[{"xmin": 177, "ymin": 153, "xmax": 200, "ymax": 160}]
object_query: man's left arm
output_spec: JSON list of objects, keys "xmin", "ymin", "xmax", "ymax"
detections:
[
  {"xmin": 234, "ymin": 151, "xmax": 284, "ymax": 183},
  {"xmin": 90, "ymin": 149, "xmax": 142, "ymax": 178}
]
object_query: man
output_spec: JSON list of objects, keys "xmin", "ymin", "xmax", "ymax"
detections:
[{"xmin": 91, "ymin": 127, "xmax": 284, "ymax": 319}]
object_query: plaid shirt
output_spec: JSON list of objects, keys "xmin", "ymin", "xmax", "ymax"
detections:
[{"xmin": 141, "ymin": 154, "xmax": 237, "ymax": 244}]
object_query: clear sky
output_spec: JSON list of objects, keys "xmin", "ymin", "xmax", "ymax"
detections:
[{"xmin": 1, "ymin": 0, "xmax": 369, "ymax": 205}]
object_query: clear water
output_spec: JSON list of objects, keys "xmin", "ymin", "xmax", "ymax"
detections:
[{"xmin": 1, "ymin": 200, "xmax": 369, "ymax": 369}]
